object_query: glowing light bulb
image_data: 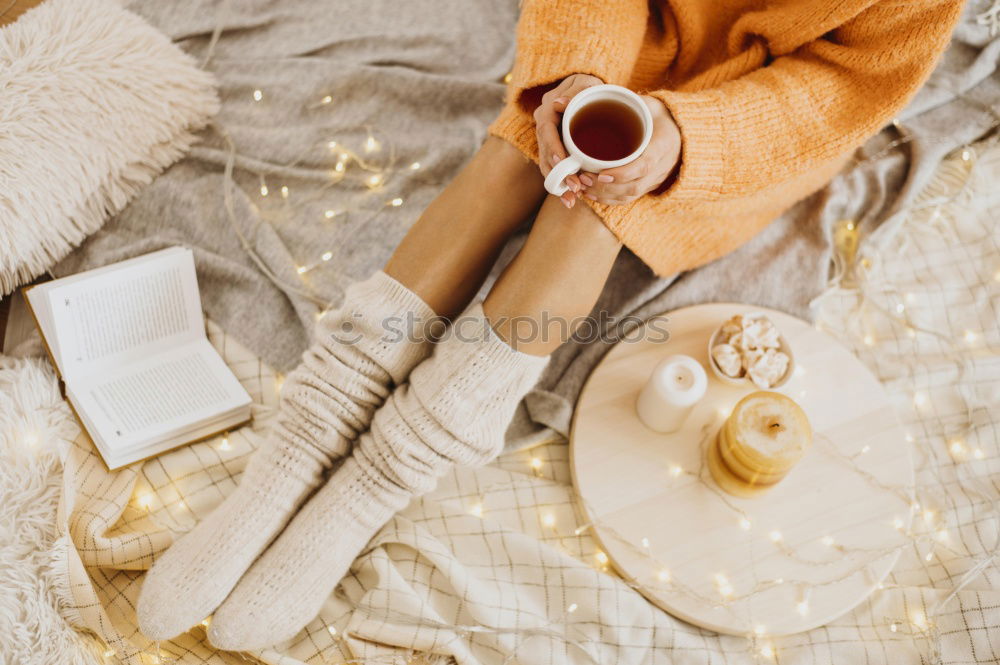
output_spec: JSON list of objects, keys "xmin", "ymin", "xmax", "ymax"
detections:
[
  {"xmin": 905, "ymin": 434, "xmax": 914, "ymax": 443},
  {"xmin": 863, "ymin": 334, "xmax": 875, "ymax": 346},
  {"xmin": 913, "ymin": 392, "xmax": 927, "ymax": 408},
  {"xmin": 503, "ymin": 72, "xmax": 512, "ymax": 83},
  {"xmin": 469, "ymin": 503, "xmax": 483, "ymax": 518},
  {"xmin": 409, "ymin": 161, "xmax": 421, "ymax": 170},
  {"xmin": 925, "ymin": 551, "xmax": 934, "ymax": 561},
  {"xmin": 973, "ymin": 448, "xmax": 985, "ymax": 460},
  {"xmin": 219, "ymin": 437, "xmax": 231, "ymax": 451},
  {"xmin": 327, "ymin": 140, "xmax": 338, "ymax": 149},
  {"xmin": 530, "ymin": 457, "xmax": 543, "ymax": 470},
  {"xmin": 595, "ymin": 551, "xmax": 609, "ymax": 565},
  {"xmin": 296, "ymin": 266, "xmax": 307, "ymax": 275},
  {"xmin": 641, "ymin": 537, "xmax": 650, "ymax": 548},
  {"xmin": 936, "ymin": 529, "xmax": 949, "ymax": 542},
  {"xmin": 136, "ymin": 493, "xmax": 153, "ymax": 510},
  {"xmin": 895, "ymin": 303, "xmax": 905, "ymax": 314},
  {"xmin": 657, "ymin": 569, "xmax": 670, "ymax": 582},
  {"xmin": 324, "ymin": 209, "xmax": 338, "ymax": 219},
  {"xmin": 669, "ymin": 465, "xmax": 683, "ymax": 478},
  {"xmin": 390, "ymin": 197, "xmax": 403, "ymax": 207},
  {"xmin": 961, "ymin": 149, "xmax": 971, "ymax": 161},
  {"xmin": 252, "ymin": 89, "xmax": 263, "ymax": 102},
  {"xmin": 367, "ymin": 174, "xmax": 384, "ymax": 188},
  {"xmin": 861, "ymin": 445, "xmax": 871, "ymax": 454},
  {"xmin": 334, "ymin": 161, "xmax": 346, "ymax": 173},
  {"xmin": 739, "ymin": 518, "xmax": 752, "ymax": 531},
  {"xmin": 321, "ymin": 251, "xmax": 333, "ymax": 261},
  {"xmin": 821, "ymin": 535, "xmax": 835, "ymax": 546},
  {"xmin": 260, "ymin": 184, "xmax": 269, "ymax": 196},
  {"xmin": 104, "ymin": 649, "xmax": 114, "ymax": 658},
  {"xmin": 845, "ymin": 221, "xmax": 856, "ymax": 231},
  {"xmin": 542, "ymin": 512, "xmax": 556, "ymax": 528},
  {"xmin": 893, "ymin": 517, "xmax": 904, "ymax": 530},
  {"xmin": 760, "ymin": 645, "xmax": 774, "ymax": 659},
  {"xmin": 201, "ymin": 618, "xmax": 211, "ymax": 627},
  {"xmin": 754, "ymin": 625, "xmax": 766, "ymax": 636},
  {"xmin": 567, "ymin": 603, "xmax": 578, "ymax": 613},
  {"xmin": 890, "ymin": 622, "xmax": 898, "ymax": 632},
  {"xmin": 797, "ymin": 601, "xmax": 810, "ymax": 616},
  {"xmin": 769, "ymin": 530, "xmax": 783, "ymax": 543},
  {"xmin": 912, "ymin": 611, "xmax": 927, "ymax": 629},
  {"xmin": 964, "ymin": 330, "xmax": 978, "ymax": 344},
  {"xmin": 280, "ymin": 185, "xmax": 289, "ymax": 199},
  {"xmin": 949, "ymin": 440, "xmax": 966, "ymax": 458},
  {"xmin": 715, "ymin": 573, "xmax": 733, "ymax": 597},
  {"xmin": 321, "ymin": 95, "xmax": 333, "ymax": 104},
  {"xmin": 364, "ymin": 136, "xmax": 380, "ymax": 153}
]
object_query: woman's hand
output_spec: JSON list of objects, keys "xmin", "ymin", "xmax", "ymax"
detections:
[
  {"xmin": 533, "ymin": 73, "xmax": 604, "ymax": 207},
  {"xmin": 580, "ymin": 96, "xmax": 681, "ymax": 206}
]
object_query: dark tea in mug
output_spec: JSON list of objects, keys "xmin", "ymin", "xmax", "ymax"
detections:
[{"xmin": 568, "ymin": 100, "xmax": 644, "ymax": 161}]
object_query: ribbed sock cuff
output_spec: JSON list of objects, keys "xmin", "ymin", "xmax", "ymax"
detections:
[{"xmin": 409, "ymin": 303, "xmax": 549, "ymax": 428}]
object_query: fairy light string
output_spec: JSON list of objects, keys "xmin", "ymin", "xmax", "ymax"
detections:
[{"xmin": 99, "ymin": 14, "xmax": 1000, "ymax": 657}]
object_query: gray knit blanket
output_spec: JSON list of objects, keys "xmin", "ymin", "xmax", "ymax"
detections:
[{"xmin": 57, "ymin": 0, "xmax": 1000, "ymax": 449}]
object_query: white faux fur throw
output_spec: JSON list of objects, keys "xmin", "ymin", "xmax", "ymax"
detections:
[
  {"xmin": 0, "ymin": 356, "xmax": 103, "ymax": 665},
  {"xmin": 0, "ymin": 0, "xmax": 219, "ymax": 295}
]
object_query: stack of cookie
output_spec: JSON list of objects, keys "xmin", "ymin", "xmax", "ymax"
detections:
[{"xmin": 708, "ymin": 391, "xmax": 812, "ymax": 497}]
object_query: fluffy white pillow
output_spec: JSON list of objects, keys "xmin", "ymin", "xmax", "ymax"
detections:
[{"xmin": 0, "ymin": 0, "xmax": 219, "ymax": 294}]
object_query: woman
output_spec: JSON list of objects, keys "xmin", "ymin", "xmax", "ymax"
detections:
[{"xmin": 139, "ymin": 0, "xmax": 962, "ymax": 649}]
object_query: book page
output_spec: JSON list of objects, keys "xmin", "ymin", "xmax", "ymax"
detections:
[
  {"xmin": 46, "ymin": 248, "xmax": 203, "ymax": 381},
  {"xmin": 68, "ymin": 338, "xmax": 251, "ymax": 453}
]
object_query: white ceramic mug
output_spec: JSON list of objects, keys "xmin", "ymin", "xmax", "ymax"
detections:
[{"xmin": 543, "ymin": 84, "xmax": 654, "ymax": 197}]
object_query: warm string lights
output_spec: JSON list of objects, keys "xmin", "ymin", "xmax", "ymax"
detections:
[
  {"xmin": 214, "ymin": 89, "xmax": 437, "ymax": 316},
  {"xmin": 809, "ymin": 138, "xmax": 1000, "ymax": 659},
  {"xmin": 102, "ymin": 60, "xmax": 1000, "ymax": 662}
]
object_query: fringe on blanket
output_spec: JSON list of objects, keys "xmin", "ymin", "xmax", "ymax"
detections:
[{"xmin": 0, "ymin": 0, "xmax": 219, "ymax": 295}]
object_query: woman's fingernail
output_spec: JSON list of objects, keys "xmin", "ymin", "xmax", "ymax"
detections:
[
  {"xmin": 555, "ymin": 97, "xmax": 569, "ymax": 104},
  {"xmin": 550, "ymin": 155, "xmax": 560, "ymax": 167},
  {"xmin": 561, "ymin": 196, "xmax": 572, "ymax": 208},
  {"xmin": 579, "ymin": 174, "xmax": 594, "ymax": 186},
  {"xmin": 585, "ymin": 193, "xmax": 597, "ymax": 201},
  {"xmin": 598, "ymin": 174, "xmax": 614, "ymax": 183}
]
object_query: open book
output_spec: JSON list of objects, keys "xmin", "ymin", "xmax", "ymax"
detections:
[{"xmin": 24, "ymin": 247, "xmax": 252, "ymax": 470}]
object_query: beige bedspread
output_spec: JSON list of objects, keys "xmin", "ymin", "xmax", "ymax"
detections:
[{"xmin": 43, "ymin": 139, "xmax": 999, "ymax": 664}]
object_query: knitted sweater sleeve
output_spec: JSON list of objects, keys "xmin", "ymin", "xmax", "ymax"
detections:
[
  {"xmin": 649, "ymin": 0, "xmax": 964, "ymax": 205},
  {"xmin": 502, "ymin": 0, "xmax": 649, "ymax": 113}
]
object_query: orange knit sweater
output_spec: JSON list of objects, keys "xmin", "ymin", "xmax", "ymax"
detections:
[{"xmin": 489, "ymin": 0, "xmax": 963, "ymax": 276}]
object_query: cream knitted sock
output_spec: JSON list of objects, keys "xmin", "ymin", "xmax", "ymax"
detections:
[
  {"xmin": 207, "ymin": 304, "xmax": 548, "ymax": 650},
  {"xmin": 137, "ymin": 271, "xmax": 436, "ymax": 640}
]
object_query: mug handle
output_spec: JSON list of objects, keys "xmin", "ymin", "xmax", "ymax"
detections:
[{"xmin": 544, "ymin": 156, "xmax": 582, "ymax": 196}]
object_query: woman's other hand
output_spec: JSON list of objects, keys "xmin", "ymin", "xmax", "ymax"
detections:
[
  {"xmin": 581, "ymin": 96, "xmax": 681, "ymax": 205},
  {"xmin": 534, "ymin": 73, "xmax": 603, "ymax": 208}
]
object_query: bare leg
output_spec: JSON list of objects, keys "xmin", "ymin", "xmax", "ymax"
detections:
[
  {"xmin": 385, "ymin": 136, "xmax": 546, "ymax": 319},
  {"xmin": 484, "ymin": 196, "xmax": 622, "ymax": 356}
]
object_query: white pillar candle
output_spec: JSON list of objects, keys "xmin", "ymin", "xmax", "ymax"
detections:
[{"xmin": 636, "ymin": 354, "xmax": 708, "ymax": 433}]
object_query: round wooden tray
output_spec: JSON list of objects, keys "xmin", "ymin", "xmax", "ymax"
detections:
[{"xmin": 569, "ymin": 303, "xmax": 913, "ymax": 636}]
